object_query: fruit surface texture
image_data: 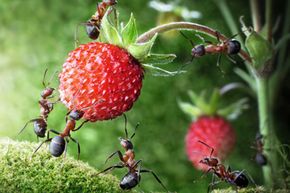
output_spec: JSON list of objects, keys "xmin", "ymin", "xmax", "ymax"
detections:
[
  {"xmin": 185, "ymin": 116, "xmax": 236, "ymax": 171},
  {"xmin": 59, "ymin": 42, "xmax": 144, "ymax": 121}
]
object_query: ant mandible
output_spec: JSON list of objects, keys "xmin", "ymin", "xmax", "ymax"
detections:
[
  {"xmin": 253, "ymin": 132, "xmax": 267, "ymax": 166},
  {"xmin": 18, "ymin": 69, "xmax": 58, "ymax": 139},
  {"xmin": 181, "ymin": 31, "xmax": 241, "ymax": 69},
  {"xmin": 97, "ymin": 115, "xmax": 169, "ymax": 192},
  {"xmin": 198, "ymin": 140, "xmax": 249, "ymax": 193},
  {"xmin": 33, "ymin": 96, "xmax": 103, "ymax": 159}
]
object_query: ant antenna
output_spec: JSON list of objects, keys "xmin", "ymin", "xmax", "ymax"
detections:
[
  {"xmin": 179, "ymin": 31, "xmax": 195, "ymax": 47},
  {"xmin": 42, "ymin": 68, "xmax": 49, "ymax": 88},
  {"xmin": 130, "ymin": 122, "xmax": 140, "ymax": 139},
  {"xmin": 42, "ymin": 68, "xmax": 58, "ymax": 88},
  {"xmin": 198, "ymin": 140, "xmax": 215, "ymax": 158},
  {"xmin": 123, "ymin": 114, "xmax": 128, "ymax": 139}
]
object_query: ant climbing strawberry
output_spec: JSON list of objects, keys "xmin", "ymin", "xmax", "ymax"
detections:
[
  {"xmin": 75, "ymin": 0, "xmax": 117, "ymax": 45},
  {"xmin": 198, "ymin": 140, "xmax": 251, "ymax": 192},
  {"xmin": 33, "ymin": 93, "xmax": 104, "ymax": 159},
  {"xmin": 18, "ymin": 69, "xmax": 59, "ymax": 139},
  {"xmin": 97, "ymin": 115, "xmax": 169, "ymax": 192}
]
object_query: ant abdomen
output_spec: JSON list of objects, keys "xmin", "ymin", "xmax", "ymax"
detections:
[
  {"xmin": 255, "ymin": 153, "xmax": 267, "ymax": 166},
  {"xmin": 49, "ymin": 136, "xmax": 65, "ymax": 157},
  {"xmin": 120, "ymin": 172, "xmax": 140, "ymax": 190},
  {"xmin": 226, "ymin": 39, "xmax": 241, "ymax": 55},
  {"xmin": 33, "ymin": 119, "xmax": 47, "ymax": 138},
  {"xmin": 86, "ymin": 23, "xmax": 100, "ymax": 40},
  {"xmin": 232, "ymin": 171, "xmax": 249, "ymax": 188},
  {"xmin": 191, "ymin": 45, "xmax": 206, "ymax": 57}
]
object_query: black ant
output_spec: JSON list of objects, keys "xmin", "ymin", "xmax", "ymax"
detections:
[
  {"xmin": 18, "ymin": 69, "xmax": 58, "ymax": 139},
  {"xmin": 180, "ymin": 31, "xmax": 241, "ymax": 71},
  {"xmin": 97, "ymin": 115, "xmax": 169, "ymax": 192},
  {"xmin": 75, "ymin": 0, "xmax": 117, "ymax": 45},
  {"xmin": 198, "ymin": 140, "xmax": 249, "ymax": 193},
  {"xmin": 253, "ymin": 132, "xmax": 267, "ymax": 166},
  {"xmin": 33, "ymin": 96, "xmax": 103, "ymax": 159}
]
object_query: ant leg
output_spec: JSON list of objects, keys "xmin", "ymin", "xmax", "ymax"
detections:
[
  {"xmin": 32, "ymin": 138, "xmax": 52, "ymax": 157},
  {"xmin": 226, "ymin": 55, "xmax": 237, "ymax": 64},
  {"xmin": 104, "ymin": 150, "xmax": 123, "ymax": 164},
  {"xmin": 17, "ymin": 118, "xmax": 41, "ymax": 136},
  {"xmin": 73, "ymin": 120, "xmax": 89, "ymax": 131},
  {"xmin": 69, "ymin": 136, "xmax": 81, "ymax": 160},
  {"xmin": 130, "ymin": 122, "xmax": 140, "ymax": 139},
  {"xmin": 179, "ymin": 31, "xmax": 195, "ymax": 47},
  {"xmin": 140, "ymin": 169, "xmax": 169, "ymax": 192},
  {"xmin": 195, "ymin": 34, "xmax": 213, "ymax": 44},
  {"xmin": 198, "ymin": 140, "xmax": 215, "ymax": 158},
  {"xmin": 96, "ymin": 164, "xmax": 124, "ymax": 175},
  {"xmin": 215, "ymin": 31, "xmax": 221, "ymax": 43},
  {"xmin": 216, "ymin": 54, "xmax": 225, "ymax": 74},
  {"xmin": 63, "ymin": 138, "xmax": 69, "ymax": 159}
]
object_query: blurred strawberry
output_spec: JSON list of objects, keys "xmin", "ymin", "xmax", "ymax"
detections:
[
  {"xmin": 179, "ymin": 88, "xmax": 248, "ymax": 171},
  {"xmin": 59, "ymin": 12, "xmax": 176, "ymax": 122}
]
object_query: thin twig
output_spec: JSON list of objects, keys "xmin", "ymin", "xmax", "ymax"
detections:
[{"xmin": 250, "ymin": 0, "xmax": 262, "ymax": 32}]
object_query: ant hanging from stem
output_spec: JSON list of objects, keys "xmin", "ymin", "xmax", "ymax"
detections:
[
  {"xmin": 253, "ymin": 132, "xmax": 267, "ymax": 166},
  {"xmin": 75, "ymin": 0, "xmax": 117, "ymax": 46},
  {"xmin": 18, "ymin": 69, "xmax": 59, "ymax": 139},
  {"xmin": 198, "ymin": 140, "xmax": 251, "ymax": 193},
  {"xmin": 96, "ymin": 114, "xmax": 169, "ymax": 192},
  {"xmin": 180, "ymin": 31, "xmax": 241, "ymax": 73},
  {"xmin": 33, "ymin": 91, "xmax": 104, "ymax": 159}
]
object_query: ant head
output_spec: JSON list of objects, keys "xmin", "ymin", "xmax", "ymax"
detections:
[
  {"xmin": 232, "ymin": 171, "xmax": 249, "ymax": 188},
  {"xmin": 255, "ymin": 132, "xmax": 263, "ymax": 141},
  {"xmin": 227, "ymin": 39, "xmax": 241, "ymax": 55},
  {"xmin": 191, "ymin": 45, "xmax": 205, "ymax": 57},
  {"xmin": 120, "ymin": 171, "xmax": 140, "ymax": 190},
  {"xmin": 33, "ymin": 119, "xmax": 47, "ymax": 138},
  {"xmin": 49, "ymin": 136, "xmax": 65, "ymax": 157},
  {"xmin": 119, "ymin": 137, "xmax": 134, "ymax": 150},
  {"xmin": 86, "ymin": 22, "xmax": 100, "ymax": 40},
  {"xmin": 69, "ymin": 110, "xmax": 85, "ymax": 121},
  {"xmin": 41, "ymin": 87, "xmax": 55, "ymax": 99},
  {"xmin": 104, "ymin": 0, "xmax": 117, "ymax": 6}
]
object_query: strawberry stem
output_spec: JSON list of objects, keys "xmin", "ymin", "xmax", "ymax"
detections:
[{"xmin": 137, "ymin": 22, "xmax": 251, "ymax": 63}]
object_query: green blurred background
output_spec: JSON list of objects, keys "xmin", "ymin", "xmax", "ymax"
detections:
[{"xmin": 0, "ymin": 0, "xmax": 289, "ymax": 192}]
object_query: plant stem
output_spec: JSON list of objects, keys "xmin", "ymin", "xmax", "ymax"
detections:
[
  {"xmin": 137, "ymin": 22, "xmax": 251, "ymax": 63},
  {"xmin": 256, "ymin": 77, "xmax": 280, "ymax": 188},
  {"xmin": 265, "ymin": 0, "xmax": 272, "ymax": 41},
  {"xmin": 250, "ymin": 0, "xmax": 262, "ymax": 32}
]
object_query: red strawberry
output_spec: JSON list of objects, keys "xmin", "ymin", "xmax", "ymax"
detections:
[
  {"xmin": 185, "ymin": 116, "xmax": 236, "ymax": 171},
  {"xmin": 59, "ymin": 42, "xmax": 144, "ymax": 121},
  {"xmin": 59, "ymin": 12, "xmax": 176, "ymax": 121},
  {"xmin": 179, "ymin": 88, "xmax": 248, "ymax": 171}
]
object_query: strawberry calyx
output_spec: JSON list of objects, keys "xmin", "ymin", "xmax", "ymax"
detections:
[
  {"xmin": 178, "ymin": 86, "xmax": 248, "ymax": 121},
  {"xmin": 97, "ymin": 10, "xmax": 178, "ymax": 76}
]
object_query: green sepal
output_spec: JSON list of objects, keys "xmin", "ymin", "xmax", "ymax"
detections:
[
  {"xmin": 128, "ymin": 33, "xmax": 158, "ymax": 60},
  {"xmin": 141, "ymin": 53, "xmax": 176, "ymax": 64},
  {"xmin": 100, "ymin": 11, "xmax": 123, "ymax": 47},
  {"xmin": 177, "ymin": 100, "xmax": 202, "ymax": 119},
  {"xmin": 245, "ymin": 31, "xmax": 273, "ymax": 69},
  {"xmin": 218, "ymin": 98, "xmax": 249, "ymax": 120},
  {"xmin": 121, "ymin": 13, "xmax": 138, "ymax": 47},
  {"xmin": 142, "ymin": 63, "xmax": 185, "ymax": 76},
  {"xmin": 188, "ymin": 90, "xmax": 211, "ymax": 115}
]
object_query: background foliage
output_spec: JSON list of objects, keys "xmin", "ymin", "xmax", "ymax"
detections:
[{"xmin": 0, "ymin": 0, "xmax": 289, "ymax": 192}]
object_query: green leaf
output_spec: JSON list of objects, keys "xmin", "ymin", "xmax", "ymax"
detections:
[
  {"xmin": 141, "ymin": 53, "xmax": 176, "ymax": 64},
  {"xmin": 100, "ymin": 11, "xmax": 123, "ymax": 47},
  {"xmin": 121, "ymin": 13, "xmax": 138, "ymax": 47},
  {"xmin": 177, "ymin": 100, "xmax": 202, "ymax": 119},
  {"xmin": 128, "ymin": 33, "xmax": 158, "ymax": 60}
]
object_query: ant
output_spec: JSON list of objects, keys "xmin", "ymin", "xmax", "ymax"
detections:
[
  {"xmin": 253, "ymin": 132, "xmax": 267, "ymax": 166},
  {"xmin": 180, "ymin": 31, "xmax": 241, "ymax": 71},
  {"xmin": 198, "ymin": 140, "xmax": 249, "ymax": 193},
  {"xmin": 18, "ymin": 69, "xmax": 58, "ymax": 139},
  {"xmin": 33, "ymin": 96, "xmax": 103, "ymax": 159},
  {"xmin": 75, "ymin": 0, "xmax": 117, "ymax": 45},
  {"xmin": 97, "ymin": 115, "xmax": 169, "ymax": 192}
]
